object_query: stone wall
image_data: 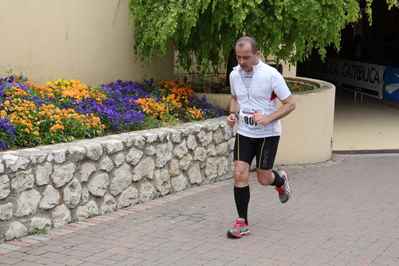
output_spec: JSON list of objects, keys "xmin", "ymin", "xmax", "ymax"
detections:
[{"xmin": 0, "ymin": 117, "xmax": 235, "ymax": 242}]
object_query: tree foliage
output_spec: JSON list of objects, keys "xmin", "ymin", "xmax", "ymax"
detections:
[
  {"xmin": 365, "ymin": 0, "xmax": 399, "ymax": 22},
  {"xmin": 129, "ymin": 0, "xmax": 398, "ymax": 73}
]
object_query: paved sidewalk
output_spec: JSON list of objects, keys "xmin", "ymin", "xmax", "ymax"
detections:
[{"xmin": 1, "ymin": 153, "xmax": 399, "ymax": 266}]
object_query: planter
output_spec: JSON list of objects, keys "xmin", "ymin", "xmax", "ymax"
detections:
[
  {"xmin": 195, "ymin": 77, "xmax": 336, "ymax": 164},
  {"xmin": 277, "ymin": 77, "xmax": 335, "ymax": 164},
  {"xmin": 0, "ymin": 78, "xmax": 334, "ymax": 241}
]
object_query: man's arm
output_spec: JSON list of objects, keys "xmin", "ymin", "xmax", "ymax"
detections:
[
  {"xmin": 253, "ymin": 95, "xmax": 296, "ymax": 125},
  {"xmin": 226, "ymin": 95, "xmax": 239, "ymax": 128}
]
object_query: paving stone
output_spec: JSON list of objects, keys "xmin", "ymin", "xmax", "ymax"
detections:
[{"xmin": 1, "ymin": 153, "xmax": 399, "ymax": 265}]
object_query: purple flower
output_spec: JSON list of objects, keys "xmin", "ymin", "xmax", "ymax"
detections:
[
  {"xmin": 0, "ymin": 118, "xmax": 16, "ymax": 150},
  {"xmin": 0, "ymin": 140, "xmax": 6, "ymax": 150},
  {"xmin": 188, "ymin": 95, "xmax": 225, "ymax": 119},
  {"xmin": 0, "ymin": 118, "xmax": 16, "ymax": 134}
]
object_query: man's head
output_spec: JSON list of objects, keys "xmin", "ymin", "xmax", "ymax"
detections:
[{"xmin": 235, "ymin": 36, "xmax": 260, "ymax": 72}]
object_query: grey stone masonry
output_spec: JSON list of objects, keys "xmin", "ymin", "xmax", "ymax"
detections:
[{"xmin": 0, "ymin": 117, "xmax": 235, "ymax": 242}]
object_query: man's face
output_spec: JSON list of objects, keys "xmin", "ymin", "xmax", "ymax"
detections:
[{"xmin": 235, "ymin": 42, "xmax": 260, "ymax": 72}]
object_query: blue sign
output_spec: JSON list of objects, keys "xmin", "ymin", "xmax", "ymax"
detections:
[{"xmin": 382, "ymin": 67, "xmax": 399, "ymax": 103}]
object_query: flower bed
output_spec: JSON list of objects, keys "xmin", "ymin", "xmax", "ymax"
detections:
[
  {"xmin": 0, "ymin": 73, "xmax": 332, "ymax": 169},
  {"xmin": 191, "ymin": 76, "xmax": 317, "ymax": 111},
  {"xmin": 0, "ymin": 76, "xmax": 225, "ymax": 151}
]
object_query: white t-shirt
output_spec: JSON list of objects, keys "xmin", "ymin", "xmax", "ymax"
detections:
[{"xmin": 230, "ymin": 60, "xmax": 291, "ymax": 138}]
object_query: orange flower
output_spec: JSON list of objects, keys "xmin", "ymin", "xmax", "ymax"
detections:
[{"xmin": 50, "ymin": 124, "xmax": 64, "ymax": 132}]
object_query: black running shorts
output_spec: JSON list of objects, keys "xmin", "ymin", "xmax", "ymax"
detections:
[{"xmin": 233, "ymin": 133, "xmax": 280, "ymax": 170}]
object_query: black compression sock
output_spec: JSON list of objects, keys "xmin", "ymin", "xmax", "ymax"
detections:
[
  {"xmin": 234, "ymin": 186, "xmax": 250, "ymax": 224},
  {"xmin": 271, "ymin": 170, "xmax": 284, "ymax": 187}
]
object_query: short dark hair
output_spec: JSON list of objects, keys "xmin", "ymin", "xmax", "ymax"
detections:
[{"xmin": 236, "ymin": 37, "xmax": 259, "ymax": 54}]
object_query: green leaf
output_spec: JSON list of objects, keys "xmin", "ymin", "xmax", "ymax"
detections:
[{"xmin": 129, "ymin": 0, "xmax": 396, "ymax": 72}]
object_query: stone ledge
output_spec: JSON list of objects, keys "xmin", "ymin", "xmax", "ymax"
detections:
[{"xmin": 0, "ymin": 117, "xmax": 235, "ymax": 242}]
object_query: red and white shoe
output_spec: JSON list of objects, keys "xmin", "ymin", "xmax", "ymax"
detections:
[
  {"xmin": 275, "ymin": 170, "xmax": 291, "ymax": 203},
  {"xmin": 227, "ymin": 218, "xmax": 250, "ymax": 238}
]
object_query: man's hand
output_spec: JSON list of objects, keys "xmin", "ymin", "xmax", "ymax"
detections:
[
  {"xmin": 253, "ymin": 111, "xmax": 271, "ymax": 125},
  {"xmin": 226, "ymin": 113, "xmax": 237, "ymax": 128},
  {"xmin": 254, "ymin": 95, "xmax": 296, "ymax": 125}
]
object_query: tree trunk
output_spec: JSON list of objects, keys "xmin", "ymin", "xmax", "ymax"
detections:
[{"xmin": 225, "ymin": 49, "xmax": 237, "ymax": 87}]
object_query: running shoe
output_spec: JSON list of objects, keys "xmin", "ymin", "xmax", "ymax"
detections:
[
  {"xmin": 275, "ymin": 170, "xmax": 291, "ymax": 203},
  {"xmin": 227, "ymin": 218, "xmax": 250, "ymax": 238}
]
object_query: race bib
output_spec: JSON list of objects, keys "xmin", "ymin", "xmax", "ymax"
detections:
[{"xmin": 238, "ymin": 106, "xmax": 265, "ymax": 131}]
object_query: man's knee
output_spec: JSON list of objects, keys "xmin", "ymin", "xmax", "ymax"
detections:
[
  {"xmin": 234, "ymin": 171, "xmax": 249, "ymax": 184},
  {"xmin": 257, "ymin": 169, "xmax": 273, "ymax": 186}
]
